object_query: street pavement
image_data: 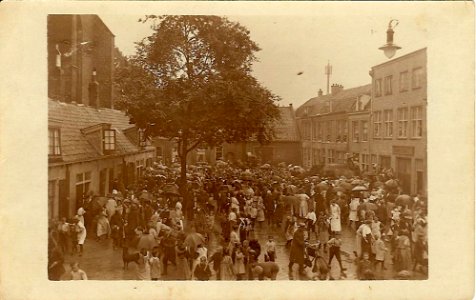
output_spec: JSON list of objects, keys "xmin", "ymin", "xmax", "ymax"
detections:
[{"xmin": 60, "ymin": 221, "xmax": 426, "ymax": 281}]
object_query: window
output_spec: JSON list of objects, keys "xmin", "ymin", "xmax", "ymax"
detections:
[
  {"xmin": 326, "ymin": 121, "xmax": 332, "ymax": 142},
  {"xmin": 384, "ymin": 110, "xmax": 393, "ymax": 138},
  {"xmin": 375, "ymin": 79, "xmax": 382, "ymax": 97},
  {"xmin": 342, "ymin": 120, "xmax": 348, "ymax": 142},
  {"xmin": 103, "ymin": 129, "xmax": 116, "ymax": 151},
  {"xmin": 48, "ymin": 128, "xmax": 61, "ymax": 156},
  {"xmin": 215, "ymin": 145, "xmax": 223, "ymax": 160},
  {"xmin": 384, "ymin": 76, "xmax": 393, "ymax": 95},
  {"xmin": 412, "ymin": 67, "xmax": 424, "ymax": 89},
  {"xmin": 75, "ymin": 172, "xmax": 91, "ymax": 205},
  {"xmin": 399, "ymin": 71, "xmax": 409, "ymax": 92},
  {"xmin": 361, "ymin": 121, "xmax": 368, "ymax": 142},
  {"xmin": 156, "ymin": 146, "xmax": 163, "ymax": 158},
  {"xmin": 196, "ymin": 148, "xmax": 206, "ymax": 162},
  {"xmin": 411, "ymin": 106, "xmax": 423, "ymax": 138},
  {"xmin": 313, "ymin": 149, "xmax": 319, "ymax": 165},
  {"xmin": 361, "ymin": 154, "xmax": 370, "ymax": 171},
  {"xmin": 327, "ymin": 149, "xmax": 334, "ymax": 163},
  {"xmin": 373, "ymin": 111, "xmax": 382, "ymax": 138},
  {"xmin": 312, "ymin": 120, "xmax": 318, "ymax": 140},
  {"xmin": 317, "ymin": 122, "xmax": 322, "ymax": 142},
  {"xmin": 352, "ymin": 121, "xmax": 359, "ymax": 142},
  {"xmin": 397, "ymin": 107, "xmax": 409, "ymax": 138}
]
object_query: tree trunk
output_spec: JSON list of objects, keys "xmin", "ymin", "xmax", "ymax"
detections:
[{"xmin": 179, "ymin": 137, "xmax": 188, "ymax": 209}]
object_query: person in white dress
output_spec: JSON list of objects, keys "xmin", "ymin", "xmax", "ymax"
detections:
[
  {"xmin": 348, "ymin": 198, "xmax": 360, "ymax": 230},
  {"xmin": 329, "ymin": 200, "xmax": 342, "ymax": 234},
  {"xmin": 75, "ymin": 216, "xmax": 87, "ymax": 256}
]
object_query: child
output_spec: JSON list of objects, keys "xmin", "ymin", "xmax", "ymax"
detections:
[
  {"xmin": 70, "ymin": 262, "xmax": 88, "ymax": 280},
  {"xmin": 149, "ymin": 248, "xmax": 161, "ymax": 280},
  {"xmin": 220, "ymin": 249, "xmax": 235, "ymax": 280},
  {"xmin": 136, "ymin": 248, "xmax": 150, "ymax": 280},
  {"xmin": 317, "ymin": 212, "xmax": 329, "ymax": 252},
  {"xmin": 305, "ymin": 209, "xmax": 317, "ymax": 241},
  {"xmin": 373, "ymin": 235, "xmax": 387, "ymax": 271},
  {"xmin": 327, "ymin": 232, "xmax": 346, "ymax": 274},
  {"xmin": 265, "ymin": 235, "xmax": 277, "ymax": 262}
]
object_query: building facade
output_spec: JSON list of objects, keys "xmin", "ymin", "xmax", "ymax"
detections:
[
  {"xmin": 369, "ymin": 48, "xmax": 427, "ymax": 195},
  {"xmin": 47, "ymin": 15, "xmax": 115, "ymax": 108},
  {"xmin": 48, "ymin": 15, "xmax": 156, "ymax": 220},
  {"xmin": 296, "ymin": 84, "xmax": 372, "ymax": 170}
]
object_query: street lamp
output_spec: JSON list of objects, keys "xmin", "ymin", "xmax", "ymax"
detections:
[{"xmin": 378, "ymin": 19, "xmax": 401, "ymax": 59}]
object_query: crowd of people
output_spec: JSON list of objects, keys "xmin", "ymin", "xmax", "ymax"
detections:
[{"xmin": 48, "ymin": 161, "xmax": 428, "ymax": 281}]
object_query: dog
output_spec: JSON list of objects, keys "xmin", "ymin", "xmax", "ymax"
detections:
[{"xmin": 122, "ymin": 246, "xmax": 140, "ymax": 270}]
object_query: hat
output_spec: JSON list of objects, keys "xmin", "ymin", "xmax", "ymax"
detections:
[{"xmin": 298, "ymin": 222, "xmax": 306, "ymax": 227}]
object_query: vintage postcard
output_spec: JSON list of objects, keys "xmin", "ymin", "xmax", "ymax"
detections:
[{"xmin": 0, "ymin": 1, "xmax": 474, "ymax": 300}]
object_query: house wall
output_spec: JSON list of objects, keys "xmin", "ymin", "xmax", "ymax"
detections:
[
  {"xmin": 48, "ymin": 150, "xmax": 155, "ymax": 219},
  {"xmin": 370, "ymin": 49, "xmax": 427, "ymax": 195}
]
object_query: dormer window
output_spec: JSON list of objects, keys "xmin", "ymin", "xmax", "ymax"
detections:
[
  {"xmin": 103, "ymin": 129, "xmax": 116, "ymax": 151},
  {"xmin": 48, "ymin": 127, "xmax": 61, "ymax": 156}
]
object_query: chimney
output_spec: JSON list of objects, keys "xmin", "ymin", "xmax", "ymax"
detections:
[
  {"xmin": 331, "ymin": 84, "xmax": 344, "ymax": 95},
  {"xmin": 318, "ymin": 89, "xmax": 323, "ymax": 97},
  {"xmin": 88, "ymin": 68, "xmax": 99, "ymax": 108}
]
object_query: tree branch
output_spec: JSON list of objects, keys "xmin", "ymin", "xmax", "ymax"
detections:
[{"xmin": 186, "ymin": 138, "xmax": 203, "ymax": 154}]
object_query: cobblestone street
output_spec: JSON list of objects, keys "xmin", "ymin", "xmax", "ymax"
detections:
[{"xmin": 60, "ymin": 220, "xmax": 425, "ymax": 281}]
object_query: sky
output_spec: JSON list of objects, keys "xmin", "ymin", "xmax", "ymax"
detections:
[{"xmin": 99, "ymin": 12, "xmax": 431, "ymax": 108}]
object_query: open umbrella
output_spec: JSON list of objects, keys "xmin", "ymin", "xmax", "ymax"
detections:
[
  {"xmin": 260, "ymin": 163, "xmax": 271, "ymax": 169},
  {"xmin": 352, "ymin": 185, "xmax": 368, "ymax": 191},
  {"xmin": 338, "ymin": 182, "xmax": 353, "ymax": 191},
  {"xmin": 316, "ymin": 181, "xmax": 329, "ymax": 191},
  {"xmin": 161, "ymin": 184, "xmax": 181, "ymax": 197},
  {"xmin": 395, "ymin": 194, "xmax": 412, "ymax": 208},
  {"xmin": 334, "ymin": 186, "xmax": 346, "ymax": 193},
  {"xmin": 385, "ymin": 179, "xmax": 399, "ymax": 189},
  {"xmin": 184, "ymin": 232, "xmax": 206, "ymax": 252}
]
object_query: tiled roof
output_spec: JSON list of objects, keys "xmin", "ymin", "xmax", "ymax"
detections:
[
  {"xmin": 273, "ymin": 106, "xmax": 300, "ymax": 142},
  {"xmin": 295, "ymin": 84, "xmax": 371, "ymax": 117},
  {"xmin": 48, "ymin": 99, "xmax": 142, "ymax": 163}
]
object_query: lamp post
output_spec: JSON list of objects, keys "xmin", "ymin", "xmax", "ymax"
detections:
[{"xmin": 378, "ymin": 19, "xmax": 401, "ymax": 59}]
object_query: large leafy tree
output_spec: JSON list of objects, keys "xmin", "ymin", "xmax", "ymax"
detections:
[{"xmin": 116, "ymin": 15, "xmax": 281, "ymax": 195}]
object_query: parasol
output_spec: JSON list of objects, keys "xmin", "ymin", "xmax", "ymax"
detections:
[
  {"xmin": 395, "ymin": 194, "xmax": 412, "ymax": 208},
  {"xmin": 260, "ymin": 163, "xmax": 271, "ymax": 170},
  {"xmin": 316, "ymin": 182, "xmax": 329, "ymax": 191},
  {"xmin": 161, "ymin": 184, "xmax": 181, "ymax": 197},
  {"xmin": 184, "ymin": 232, "xmax": 206, "ymax": 252},
  {"xmin": 385, "ymin": 179, "xmax": 399, "ymax": 188},
  {"xmin": 352, "ymin": 185, "xmax": 368, "ymax": 191},
  {"xmin": 338, "ymin": 182, "xmax": 353, "ymax": 191}
]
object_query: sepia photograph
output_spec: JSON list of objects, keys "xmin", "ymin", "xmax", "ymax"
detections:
[
  {"xmin": 47, "ymin": 13, "xmax": 428, "ymax": 282},
  {"xmin": 0, "ymin": 1, "xmax": 474, "ymax": 300}
]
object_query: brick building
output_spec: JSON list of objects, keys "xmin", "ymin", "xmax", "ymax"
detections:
[
  {"xmin": 369, "ymin": 48, "xmax": 427, "ymax": 195},
  {"xmin": 296, "ymin": 84, "xmax": 372, "ymax": 169},
  {"xmin": 48, "ymin": 15, "xmax": 156, "ymax": 220},
  {"xmin": 47, "ymin": 15, "xmax": 115, "ymax": 108}
]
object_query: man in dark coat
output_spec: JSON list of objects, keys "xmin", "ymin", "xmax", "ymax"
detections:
[{"xmin": 288, "ymin": 223, "xmax": 306, "ymax": 277}]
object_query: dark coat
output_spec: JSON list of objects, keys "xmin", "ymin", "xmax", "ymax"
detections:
[{"xmin": 289, "ymin": 228, "xmax": 305, "ymax": 265}]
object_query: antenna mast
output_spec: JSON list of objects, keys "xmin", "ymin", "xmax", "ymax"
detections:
[{"xmin": 325, "ymin": 61, "xmax": 332, "ymax": 95}]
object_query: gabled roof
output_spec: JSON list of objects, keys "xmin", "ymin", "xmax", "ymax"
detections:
[
  {"xmin": 273, "ymin": 105, "xmax": 300, "ymax": 142},
  {"xmin": 296, "ymin": 84, "xmax": 371, "ymax": 117},
  {"xmin": 48, "ymin": 99, "xmax": 143, "ymax": 164}
]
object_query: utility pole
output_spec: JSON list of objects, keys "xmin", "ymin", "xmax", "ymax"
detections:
[{"xmin": 325, "ymin": 61, "xmax": 332, "ymax": 95}]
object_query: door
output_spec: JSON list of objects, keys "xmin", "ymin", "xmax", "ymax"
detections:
[
  {"xmin": 58, "ymin": 179, "xmax": 69, "ymax": 218},
  {"xmin": 108, "ymin": 168, "xmax": 114, "ymax": 193},
  {"xmin": 99, "ymin": 168, "xmax": 107, "ymax": 196},
  {"xmin": 396, "ymin": 158, "xmax": 412, "ymax": 194}
]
